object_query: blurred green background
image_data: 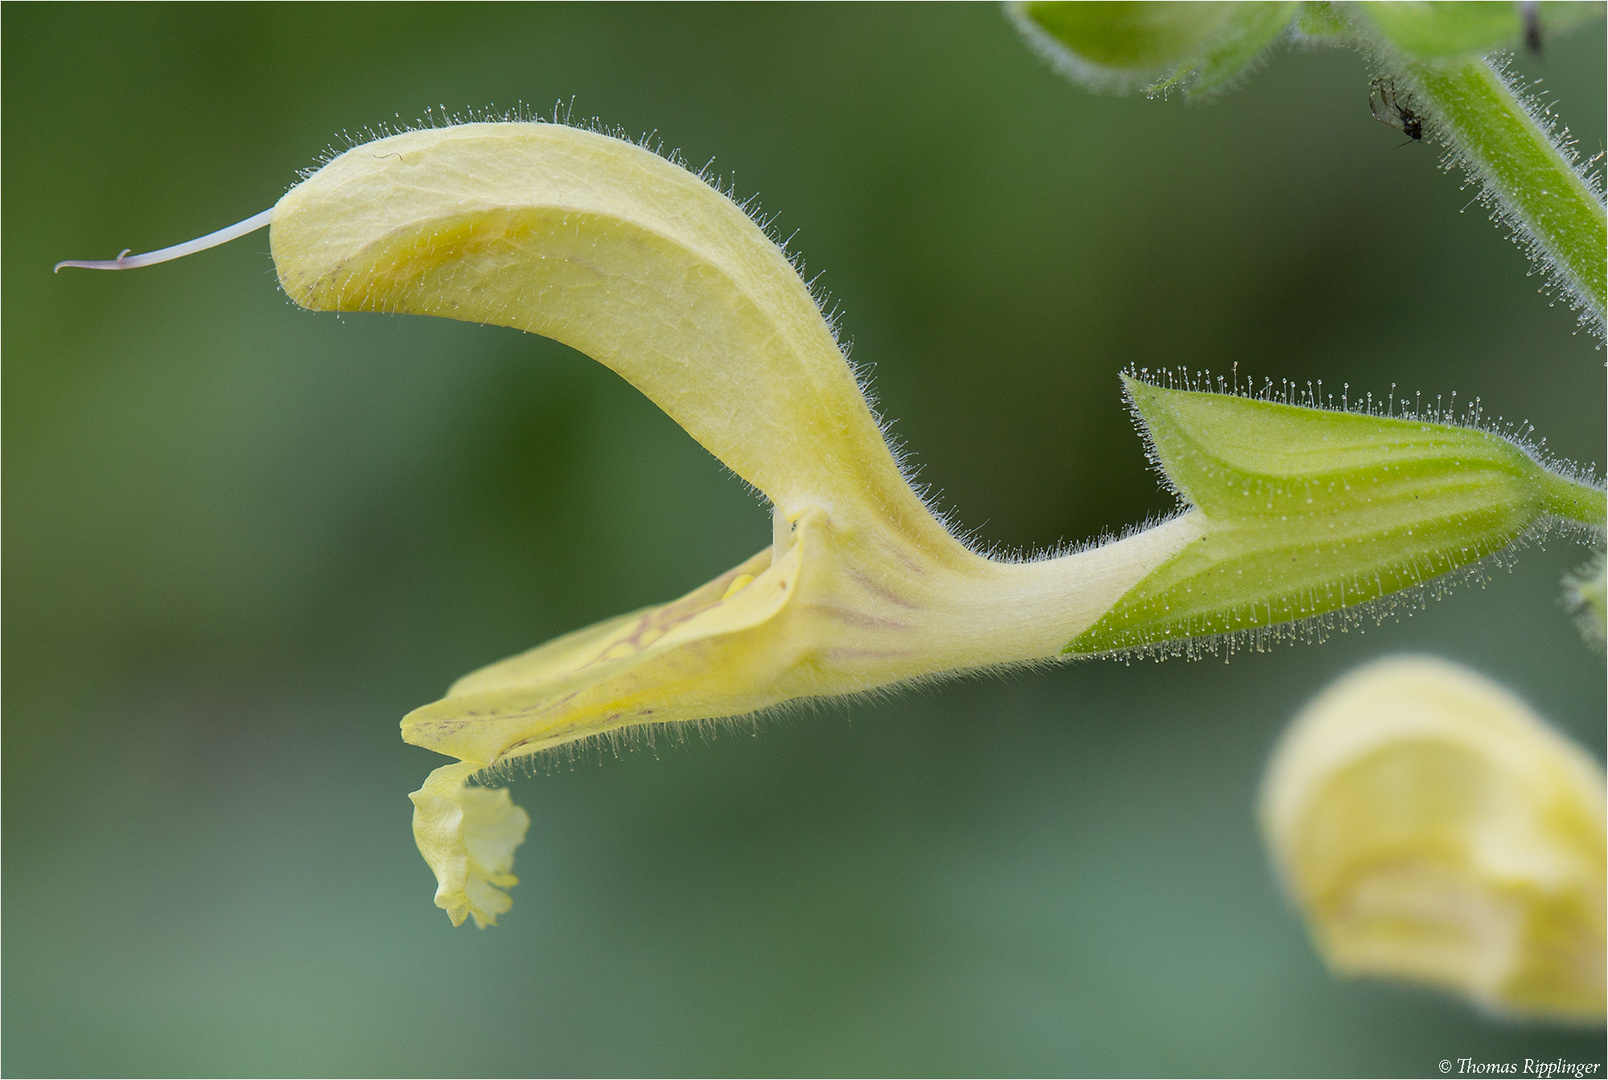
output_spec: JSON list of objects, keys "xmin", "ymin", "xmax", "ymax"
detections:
[{"xmin": 4, "ymin": 4, "xmax": 1604, "ymax": 1076}]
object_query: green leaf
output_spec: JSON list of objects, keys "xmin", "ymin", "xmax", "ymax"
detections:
[
  {"xmin": 1359, "ymin": 1, "xmax": 1605, "ymax": 59},
  {"xmin": 1065, "ymin": 377, "xmax": 1605, "ymax": 655},
  {"xmin": 1010, "ymin": 1, "xmax": 1298, "ymax": 95}
]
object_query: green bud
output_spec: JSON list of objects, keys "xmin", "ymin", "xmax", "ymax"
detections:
[
  {"xmin": 1360, "ymin": 1, "xmax": 1605, "ymax": 59},
  {"xmin": 1009, "ymin": 1, "xmax": 1298, "ymax": 97},
  {"xmin": 1066, "ymin": 376, "xmax": 1606, "ymax": 656}
]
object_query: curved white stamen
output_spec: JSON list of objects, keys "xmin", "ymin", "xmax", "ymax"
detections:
[{"xmin": 54, "ymin": 207, "xmax": 275, "ymax": 273}]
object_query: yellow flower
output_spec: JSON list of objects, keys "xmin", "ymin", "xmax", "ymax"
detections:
[
  {"xmin": 60, "ymin": 119, "xmax": 1602, "ymax": 927},
  {"xmin": 263, "ymin": 122, "xmax": 1203, "ymax": 924},
  {"xmin": 1261, "ymin": 656, "xmax": 1606, "ymax": 1020}
]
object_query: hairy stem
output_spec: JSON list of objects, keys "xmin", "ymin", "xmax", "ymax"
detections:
[{"xmin": 1397, "ymin": 56, "xmax": 1607, "ymax": 327}]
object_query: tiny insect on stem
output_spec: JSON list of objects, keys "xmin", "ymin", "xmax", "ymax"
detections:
[
  {"xmin": 1369, "ymin": 77, "xmax": 1424, "ymax": 142},
  {"xmin": 54, "ymin": 206, "xmax": 275, "ymax": 273}
]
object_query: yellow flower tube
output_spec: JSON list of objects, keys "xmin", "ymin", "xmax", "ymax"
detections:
[
  {"xmin": 266, "ymin": 122, "xmax": 1202, "ymax": 926},
  {"xmin": 1262, "ymin": 656, "xmax": 1606, "ymax": 1021}
]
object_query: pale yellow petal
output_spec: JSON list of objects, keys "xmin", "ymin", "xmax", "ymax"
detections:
[
  {"xmin": 402, "ymin": 542, "xmax": 800, "ymax": 764},
  {"xmin": 270, "ymin": 122, "xmax": 941, "ymax": 549}
]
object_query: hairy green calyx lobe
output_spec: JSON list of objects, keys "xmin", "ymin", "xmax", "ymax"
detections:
[{"xmin": 1066, "ymin": 378, "xmax": 1605, "ymax": 654}]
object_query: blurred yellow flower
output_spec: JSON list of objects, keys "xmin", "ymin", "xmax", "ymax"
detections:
[{"xmin": 1261, "ymin": 655, "xmax": 1606, "ymax": 1020}]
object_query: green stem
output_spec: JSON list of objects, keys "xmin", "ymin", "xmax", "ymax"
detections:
[
  {"xmin": 1540, "ymin": 471, "xmax": 1608, "ymax": 530},
  {"xmin": 1396, "ymin": 56, "xmax": 1607, "ymax": 328}
]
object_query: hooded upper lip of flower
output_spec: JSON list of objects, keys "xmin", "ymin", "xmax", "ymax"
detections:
[{"xmin": 264, "ymin": 120, "xmax": 1204, "ymax": 924}]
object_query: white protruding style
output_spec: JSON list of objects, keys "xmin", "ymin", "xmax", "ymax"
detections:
[{"xmin": 54, "ymin": 207, "xmax": 275, "ymax": 272}]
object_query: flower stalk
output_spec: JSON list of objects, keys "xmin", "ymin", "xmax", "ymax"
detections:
[{"xmin": 1387, "ymin": 54, "xmax": 1606, "ymax": 325}]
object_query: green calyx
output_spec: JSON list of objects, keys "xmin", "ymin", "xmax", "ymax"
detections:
[{"xmin": 1066, "ymin": 377, "xmax": 1606, "ymax": 655}]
